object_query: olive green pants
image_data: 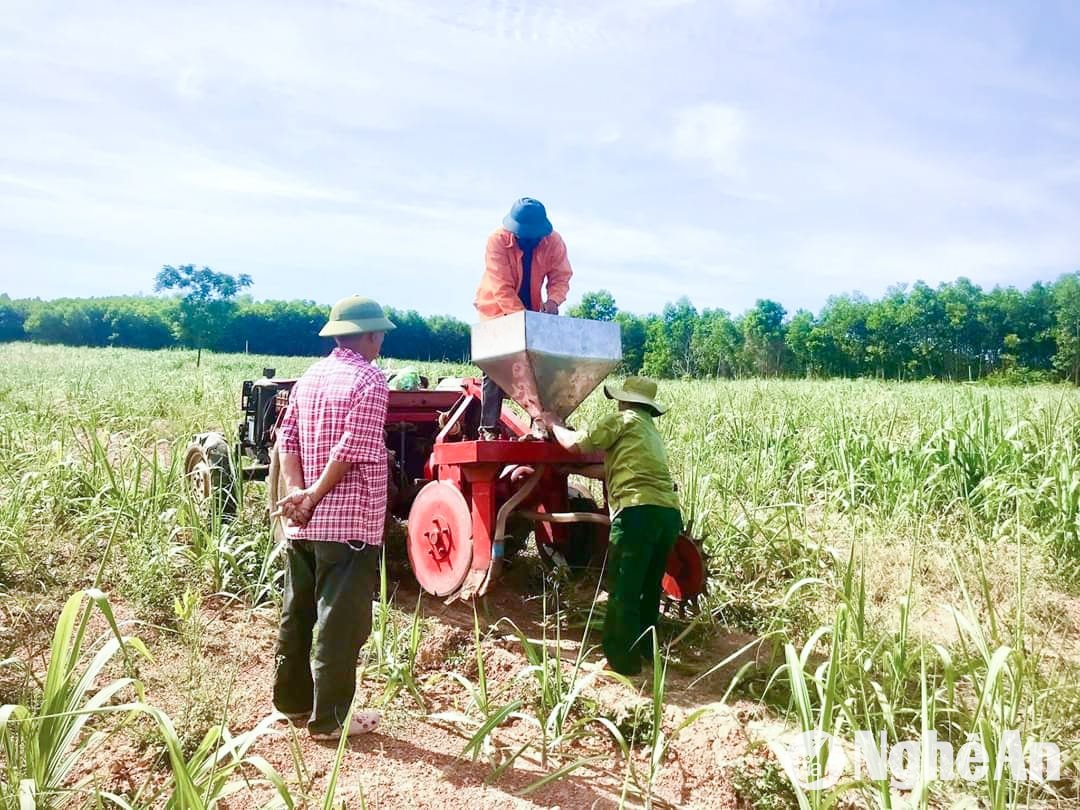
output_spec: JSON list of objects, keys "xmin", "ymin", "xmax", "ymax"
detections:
[
  {"xmin": 272, "ymin": 539, "xmax": 378, "ymax": 735},
  {"xmin": 603, "ymin": 505, "xmax": 682, "ymax": 676}
]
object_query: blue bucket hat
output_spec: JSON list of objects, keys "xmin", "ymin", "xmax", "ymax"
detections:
[{"xmin": 503, "ymin": 197, "xmax": 553, "ymax": 240}]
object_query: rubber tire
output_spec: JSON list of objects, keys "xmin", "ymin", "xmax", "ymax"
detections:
[{"xmin": 183, "ymin": 432, "xmax": 238, "ymax": 521}]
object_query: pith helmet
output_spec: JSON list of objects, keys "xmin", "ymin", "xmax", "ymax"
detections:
[{"xmin": 319, "ymin": 295, "xmax": 396, "ymax": 337}]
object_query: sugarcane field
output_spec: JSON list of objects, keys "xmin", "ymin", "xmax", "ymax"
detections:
[
  {"xmin": 4, "ymin": 2, "xmax": 1080, "ymax": 809},
  {"xmin": 2, "ymin": 338, "xmax": 1079, "ymax": 807}
]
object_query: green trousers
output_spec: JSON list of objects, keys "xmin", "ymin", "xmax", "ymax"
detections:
[
  {"xmin": 603, "ymin": 505, "xmax": 682, "ymax": 676},
  {"xmin": 273, "ymin": 539, "xmax": 378, "ymax": 735}
]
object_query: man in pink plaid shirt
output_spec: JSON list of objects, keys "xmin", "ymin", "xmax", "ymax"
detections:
[{"xmin": 271, "ymin": 295, "xmax": 395, "ymax": 740}]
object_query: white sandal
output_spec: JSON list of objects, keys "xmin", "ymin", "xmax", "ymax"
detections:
[{"xmin": 309, "ymin": 710, "xmax": 380, "ymax": 740}]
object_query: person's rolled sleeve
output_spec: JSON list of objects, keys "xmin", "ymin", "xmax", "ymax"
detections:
[
  {"xmin": 329, "ymin": 378, "xmax": 389, "ymax": 464},
  {"xmin": 576, "ymin": 412, "xmax": 624, "ymax": 453}
]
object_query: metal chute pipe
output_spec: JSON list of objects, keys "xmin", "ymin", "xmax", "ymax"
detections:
[
  {"xmin": 491, "ymin": 466, "xmax": 545, "ymax": 557},
  {"xmin": 516, "ymin": 509, "xmax": 611, "ymax": 526}
]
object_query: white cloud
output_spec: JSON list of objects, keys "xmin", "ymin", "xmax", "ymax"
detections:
[
  {"xmin": 788, "ymin": 231, "xmax": 1080, "ymax": 297},
  {"xmin": 557, "ymin": 212, "xmax": 762, "ymax": 315},
  {"xmin": 1, "ymin": 0, "xmax": 1078, "ymax": 323},
  {"xmin": 183, "ymin": 163, "xmax": 356, "ymax": 201},
  {"xmin": 724, "ymin": 0, "xmax": 785, "ymax": 18},
  {"xmin": 670, "ymin": 103, "xmax": 747, "ymax": 175}
]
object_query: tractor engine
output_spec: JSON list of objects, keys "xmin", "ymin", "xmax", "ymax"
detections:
[{"xmin": 238, "ymin": 368, "xmax": 288, "ymax": 466}]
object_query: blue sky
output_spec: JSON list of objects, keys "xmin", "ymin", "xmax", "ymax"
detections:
[{"xmin": 1, "ymin": 0, "xmax": 1078, "ymax": 321}]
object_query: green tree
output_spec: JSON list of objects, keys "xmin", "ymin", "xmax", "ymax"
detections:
[
  {"xmin": 937, "ymin": 278, "xmax": 987, "ymax": 380},
  {"xmin": 23, "ymin": 300, "xmax": 96, "ymax": 345},
  {"xmin": 865, "ymin": 286, "xmax": 910, "ymax": 379},
  {"xmin": 22, "ymin": 304, "xmax": 66, "ymax": 344},
  {"xmin": 383, "ymin": 308, "xmax": 433, "ymax": 360},
  {"xmin": 815, "ymin": 294, "xmax": 871, "ymax": 377},
  {"xmin": 101, "ymin": 298, "xmax": 176, "ymax": 348},
  {"xmin": 0, "ymin": 294, "xmax": 27, "ymax": 342},
  {"xmin": 154, "ymin": 265, "xmax": 253, "ymax": 365},
  {"xmin": 427, "ymin": 315, "xmax": 470, "ymax": 361},
  {"xmin": 569, "ymin": 290, "xmax": 618, "ymax": 321},
  {"xmin": 897, "ymin": 282, "xmax": 945, "ymax": 378},
  {"xmin": 1017, "ymin": 281, "xmax": 1056, "ymax": 371},
  {"xmin": 741, "ymin": 299, "xmax": 786, "ymax": 376},
  {"xmin": 223, "ymin": 299, "xmax": 329, "ymax": 355},
  {"xmin": 690, "ymin": 309, "xmax": 741, "ymax": 377},
  {"xmin": 662, "ymin": 297, "xmax": 698, "ymax": 376},
  {"xmin": 642, "ymin": 316, "xmax": 673, "ymax": 378},
  {"xmin": 615, "ymin": 312, "xmax": 647, "ymax": 374},
  {"xmin": 785, "ymin": 309, "xmax": 818, "ymax": 377},
  {"xmin": 1053, "ymin": 272, "xmax": 1080, "ymax": 385}
]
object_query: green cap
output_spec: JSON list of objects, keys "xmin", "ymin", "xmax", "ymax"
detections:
[{"xmin": 319, "ymin": 295, "xmax": 397, "ymax": 337}]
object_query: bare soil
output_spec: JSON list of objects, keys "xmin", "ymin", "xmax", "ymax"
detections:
[{"xmin": 7, "ymin": 560, "xmax": 767, "ymax": 809}]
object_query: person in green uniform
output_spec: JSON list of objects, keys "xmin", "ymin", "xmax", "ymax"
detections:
[{"xmin": 549, "ymin": 376, "xmax": 682, "ymax": 676}]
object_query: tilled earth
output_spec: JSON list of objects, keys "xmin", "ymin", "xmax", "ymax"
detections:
[{"xmin": 5, "ymin": 560, "xmax": 769, "ymax": 809}]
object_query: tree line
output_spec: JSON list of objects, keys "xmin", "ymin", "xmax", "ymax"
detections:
[
  {"xmin": 570, "ymin": 275, "xmax": 1080, "ymax": 383},
  {"xmin": 0, "ymin": 294, "xmax": 473, "ymax": 362},
  {"xmin": 0, "ymin": 266, "xmax": 472, "ymax": 362},
  {"xmin": 4, "ymin": 265, "xmax": 1080, "ymax": 382}
]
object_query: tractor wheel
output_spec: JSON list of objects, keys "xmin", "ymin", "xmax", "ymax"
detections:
[
  {"xmin": 535, "ymin": 489, "xmax": 605, "ymax": 574},
  {"xmin": 661, "ymin": 533, "xmax": 708, "ymax": 608},
  {"xmin": 407, "ymin": 481, "xmax": 473, "ymax": 596},
  {"xmin": 183, "ymin": 432, "xmax": 238, "ymax": 520}
]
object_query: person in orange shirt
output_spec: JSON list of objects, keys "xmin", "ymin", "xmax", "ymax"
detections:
[{"xmin": 473, "ymin": 197, "xmax": 573, "ymax": 439}]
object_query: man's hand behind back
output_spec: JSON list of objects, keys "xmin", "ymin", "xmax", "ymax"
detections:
[
  {"xmin": 272, "ymin": 488, "xmax": 317, "ymax": 527},
  {"xmin": 542, "ymin": 300, "xmax": 559, "ymax": 315}
]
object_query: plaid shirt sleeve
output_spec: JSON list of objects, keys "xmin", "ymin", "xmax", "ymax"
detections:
[
  {"xmin": 329, "ymin": 374, "xmax": 389, "ymax": 464},
  {"xmin": 276, "ymin": 393, "xmax": 301, "ymax": 456}
]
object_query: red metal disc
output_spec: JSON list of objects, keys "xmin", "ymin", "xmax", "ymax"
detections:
[
  {"xmin": 661, "ymin": 534, "xmax": 707, "ymax": 601},
  {"xmin": 407, "ymin": 481, "xmax": 473, "ymax": 597}
]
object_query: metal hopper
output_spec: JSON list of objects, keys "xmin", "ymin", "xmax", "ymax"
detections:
[{"xmin": 471, "ymin": 311, "xmax": 622, "ymax": 420}]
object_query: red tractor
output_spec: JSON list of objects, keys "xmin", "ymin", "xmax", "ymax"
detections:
[{"xmin": 183, "ymin": 312, "xmax": 706, "ymax": 604}]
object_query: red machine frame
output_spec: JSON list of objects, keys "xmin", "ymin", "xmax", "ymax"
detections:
[{"xmin": 269, "ymin": 376, "xmax": 705, "ymax": 604}]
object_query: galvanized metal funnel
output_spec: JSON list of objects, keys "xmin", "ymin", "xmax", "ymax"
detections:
[{"xmin": 471, "ymin": 311, "xmax": 622, "ymax": 420}]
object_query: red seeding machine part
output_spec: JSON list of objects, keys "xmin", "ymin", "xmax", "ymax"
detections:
[{"xmin": 183, "ymin": 312, "xmax": 707, "ymax": 605}]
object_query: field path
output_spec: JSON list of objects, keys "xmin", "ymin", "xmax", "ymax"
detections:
[{"xmin": 47, "ymin": 565, "xmax": 760, "ymax": 809}]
